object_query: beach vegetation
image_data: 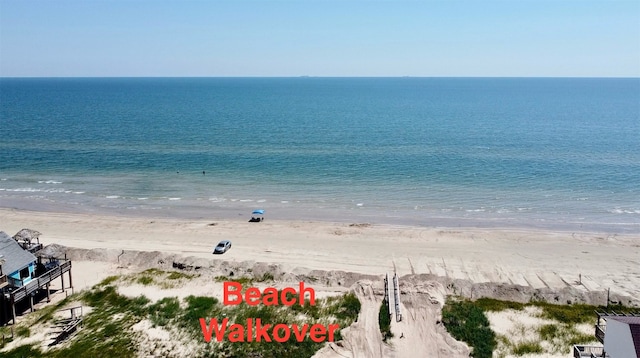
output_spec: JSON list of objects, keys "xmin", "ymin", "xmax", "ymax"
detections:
[
  {"xmin": 442, "ymin": 298, "xmax": 496, "ymax": 358},
  {"xmin": 538, "ymin": 323, "xmax": 558, "ymax": 340},
  {"xmin": 148, "ymin": 297, "xmax": 181, "ymax": 327},
  {"xmin": 166, "ymin": 271, "xmax": 195, "ymax": 280},
  {"xmin": 114, "ymin": 269, "xmax": 199, "ymax": 289},
  {"xmin": 535, "ymin": 323, "xmax": 597, "ymax": 351},
  {"xmin": 95, "ymin": 275, "xmax": 119, "ymax": 287},
  {"xmin": 445, "ymin": 297, "xmax": 640, "ymax": 357},
  {"xmin": 214, "ymin": 275, "xmax": 254, "ymax": 286},
  {"xmin": 378, "ymin": 300, "xmax": 393, "ymax": 342},
  {"xmin": 1, "ymin": 344, "xmax": 44, "ymax": 358},
  {"xmin": 512, "ymin": 341, "xmax": 543, "ymax": 355},
  {"xmin": 0, "ymin": 326, "xmax": 13, "ymax": 349},
  {"xmin": 137, "ymin": 275, "xmax": 153, "ymax": 285},
  {"xmin": 14, "ymin": 326, "xmax": 30, "ymax": 338},
  {"xmin": 257, "ymin": 272, "xmax": 275, "ymax": 282},
  {"xmin": 35, "ymin": 296, "xmax": 73, "ymax": 325},
  {"xmin": 1, "ymin": 270, "xmax": 360, "ymax": 358}
]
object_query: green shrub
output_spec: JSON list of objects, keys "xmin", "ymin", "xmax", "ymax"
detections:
[
  {"xmin": 167, "ymin": 271, "xmax": 195, "ymax": 280},
  {"xmin": 1, "ymin": 344, "xmax": 44, "ymax": 358},
  {"xmin": 137, "ymin": 275, "xmax": 153, "ymax": 285},
  {"xmin": 148, "ymin": 297, "xmax": 181, "ymax": 327},
  {"xmin": 533, "ymin": 302, "xmax": 598, "ymax": 324},
  {"xmin": 182, "ymin": 295, "xmax": 221, "ymax": 335},
  {"xmin": 96, "ymin": 275, "xmax": 119, "ymax": 287},
  {"xmin": 15, "ymin": 326, "xmax": 30, "ymax": 338},
  {"xmin": 331, "ymin": 292, "xmax": 361, "ymax": 321},
  {"xmin": 442, "ymin": 299, "xmax": 496, "ymax": 358},
  {"xmin": 538, "ymin": 323, "xmax": 559, "ymax": 340},
  {"xmin": 378, "ymin": 300, "xmax": 393, "ymax": 342},
  {"xmin": 512, "ymin": 341, "xmax": 543, "ymax": 355}
]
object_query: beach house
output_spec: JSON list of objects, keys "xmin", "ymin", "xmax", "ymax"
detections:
[
  {"xmin": 0, "ymin": 230, "xmax": 73, "ymax": 325},
  {"xmin": 574, "ymin": 312, "xmax": 640, "ymax": 358},
  {"xmin": 0, "ymin": 231, "xmax": 37, "ymax": 288}
]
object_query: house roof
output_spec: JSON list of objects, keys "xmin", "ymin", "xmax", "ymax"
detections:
[
  {"xmin": 0, "ymin": 231, "xmax": 37, "ymax": 275},
  {"xmin": 608, "ymin": 316, "xmax": 640, "ymax": 357},
  {"xmin": 607, "ymin": 316, "xmax": 640, "ymax": 325}
]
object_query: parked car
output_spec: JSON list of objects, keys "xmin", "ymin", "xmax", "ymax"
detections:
[{"xmin": 213, "ymin": 240, "xmax": 232, "ymax": 254}]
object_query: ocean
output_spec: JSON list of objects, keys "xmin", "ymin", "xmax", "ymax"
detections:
[{"xmin": 0, "ymin": 78, "xmax": 638, "ymax": 232}]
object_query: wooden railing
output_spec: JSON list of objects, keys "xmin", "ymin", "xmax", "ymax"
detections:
[
  {"xmin": 11, "ymin": 261, "xmax": 71, "ymax": 302},
  {"xmin": 573, "ymin": 345, "xmax": 606, "ymax": 358},
  {"xmin": 0, "ymin": 274, "xmax": 7, "ymax": 288},
  {"xmin": 595, "ymin": 325, "xmax": 605, "ymax": 344}
]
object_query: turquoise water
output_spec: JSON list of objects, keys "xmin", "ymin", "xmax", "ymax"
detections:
[{"xmin": 1, "ymin": 78, "xmax": 639, "ymax": 232}]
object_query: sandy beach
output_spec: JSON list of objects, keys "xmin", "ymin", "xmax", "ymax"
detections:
[
  {"xmin": 1, "ymin": 207, "xmax": 639, "ymax": 357},
  {"xmin": 2, "ymin": 208, "xmax": 638, "ymax": 303}
]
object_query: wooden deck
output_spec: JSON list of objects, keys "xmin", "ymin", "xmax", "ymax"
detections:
[{"xmin": 10, "ymin": 260, "xmax": 71, "ymax": 302}]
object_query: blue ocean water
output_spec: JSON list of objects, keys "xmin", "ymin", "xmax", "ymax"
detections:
[{"xmin": 1, "ymin": 78, "xmax": 638, "ymax": 232}]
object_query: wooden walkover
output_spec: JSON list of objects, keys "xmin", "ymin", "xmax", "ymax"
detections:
[
  {"xmin": 49, "ymin": 306, "xmax": 83, "ymax": 346},
  {"xmin": 384, "ymin": 272, "xmax": 402, "ymax": 323}
]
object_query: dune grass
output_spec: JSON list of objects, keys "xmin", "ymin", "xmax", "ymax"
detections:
[
  {"xmin": 444, "ymin": 297, "xmax": 640, "ymax": 357},
  {"xmin": 442, "ymin": 298, "xmax": 496, "ymax": 358},
  {"xmin": 1, "ymin": 271, "xmax": 361, "ymax": 358}
]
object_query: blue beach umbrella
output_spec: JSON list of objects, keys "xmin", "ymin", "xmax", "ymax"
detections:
[{"xmin": 249, "ymin": 209, "xmax": 265, "ymax": 222}]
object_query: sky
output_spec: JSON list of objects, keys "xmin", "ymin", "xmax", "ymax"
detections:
[{"xmin": 0, "ymin": 0, "xmax": 639, "ymax": 77}]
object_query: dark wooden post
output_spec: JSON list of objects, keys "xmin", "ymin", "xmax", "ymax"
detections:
[
  {"xmin": 68, "ymin": 265, "xmax": 73, "ymax": 294},
  {"xmin": 61, "ymin": 271, "xmax": 65, "ymax": 290},
  {"xmin": 46, "ymin": 282, "xmax": 51, "ymax": 302},
  {"xmin": 11, "ymin": 296, "xmax": 16, "ymax": 325}
]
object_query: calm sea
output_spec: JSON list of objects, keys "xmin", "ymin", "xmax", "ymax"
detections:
[{"xmin": 1, "ymin": 78, "xmax": 638, "ymax": 232}]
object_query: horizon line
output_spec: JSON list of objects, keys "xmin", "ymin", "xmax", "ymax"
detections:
[{"xmin": 1, "ymin": 75, "xmax": 639, "ymax": 79}]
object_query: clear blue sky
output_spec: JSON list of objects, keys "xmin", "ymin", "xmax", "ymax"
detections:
[{"xmin": 1, "ymin": 0, "xmax": 639, "ymax": 77}]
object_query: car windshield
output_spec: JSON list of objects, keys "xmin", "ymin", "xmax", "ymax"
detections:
[{"xmin": 217, "ymin": 243, "xmax": 225, "ymax": 248}]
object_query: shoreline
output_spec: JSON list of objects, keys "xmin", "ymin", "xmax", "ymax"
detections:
[
  {"xmin": 2, "ymin": 207, "xmax": 639, "ymax": 304},
  {"xmin": 2, "ymin": 196, "xmax": 638, "ymax": 234}
]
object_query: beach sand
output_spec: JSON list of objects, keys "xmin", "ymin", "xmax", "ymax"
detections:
[
  {"xmin": 3, "ymin": 208, "xmax": 638, "ymax": 302},
  {"xmin": 1, "ymin": 208, "xmax": 638, "ymax": 357}
]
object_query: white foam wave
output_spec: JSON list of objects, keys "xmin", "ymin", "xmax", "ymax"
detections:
[
  {"xmin": 105, "ymin": 195, "xmax": 120, "ymax": 199},
  {"xmin": 38, "ymin": 180, "xmax": 62, "ymax": 184},
  {"xmin": 10, "ymin": 188, "xmax": 42, "ymax": 192},
  {"xmin": 168, "ymin": 197, "xmax": 181, "ymax": 201},
  {"xmin": 608, "ymin": 208, "xmax": 640, "ymax": 215}
]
